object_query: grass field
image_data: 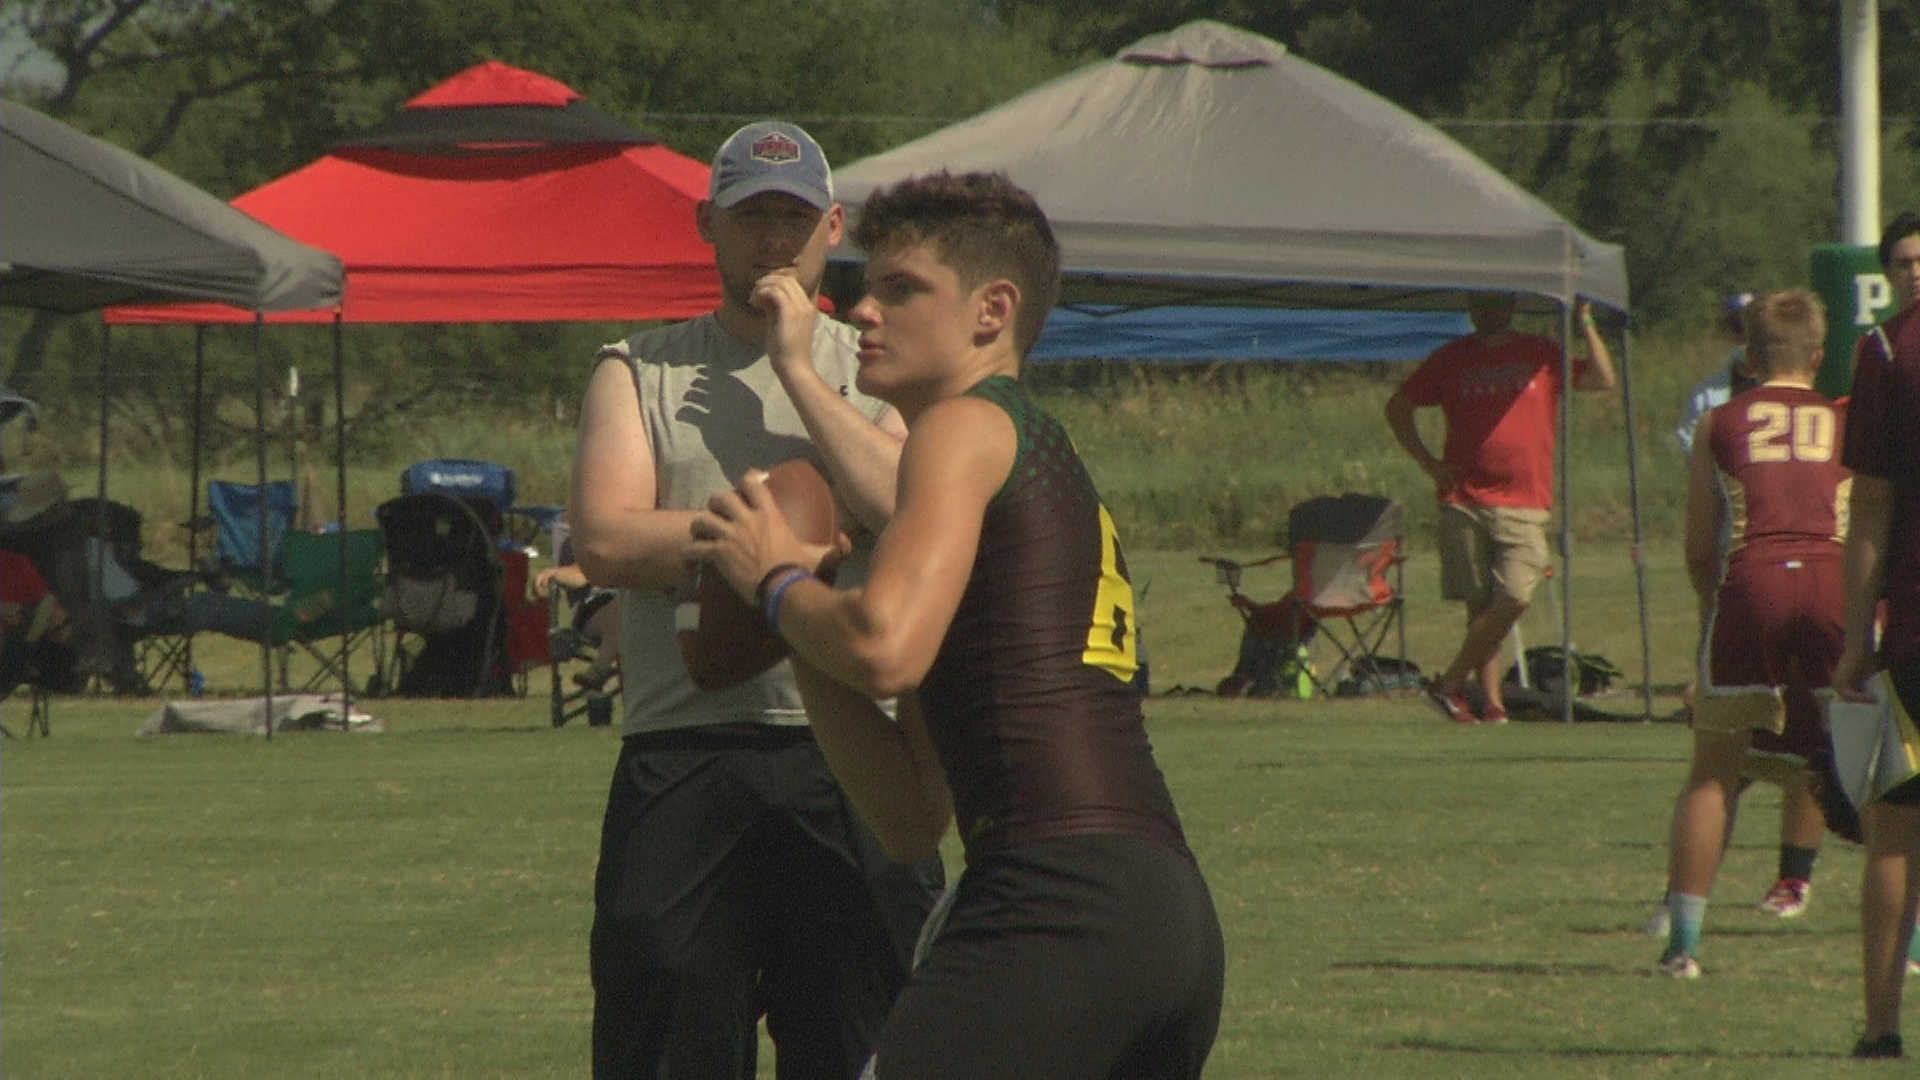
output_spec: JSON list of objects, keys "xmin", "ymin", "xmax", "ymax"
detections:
[{"xmin": 4, "ymin": 543, "xmax": 1902, "ymax": 1076}]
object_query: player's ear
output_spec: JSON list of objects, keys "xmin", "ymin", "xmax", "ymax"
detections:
[{"xmin": 976, "ymin": 280, "xmax": 1019, "ymax": 343}]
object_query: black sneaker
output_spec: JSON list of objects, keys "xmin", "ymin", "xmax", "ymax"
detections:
[{"xmin": 1852, "ymin": 1032, "xmax": 1903, "ymax": 1059}]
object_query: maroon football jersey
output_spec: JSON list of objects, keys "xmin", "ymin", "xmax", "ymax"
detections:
[
  {"xmin": 1843, "ymin": 306, "xmax": 1920, "ymax": 663},
  {"xmin": 1707, "ymin": 383, "xmax": 1850, "ymax": 567}
]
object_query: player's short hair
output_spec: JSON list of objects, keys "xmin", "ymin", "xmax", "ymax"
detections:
[
  {"xmin": 1743, "ymin": 289, "xmax": 1826, "ymax": 379},
  {"xmin": 1879, "ymin": 211, "xmax": 1920, "ymax": 271},
  {"xmin": 851, "ymin": 171, "xmax": 1060, "ymax": 357}
]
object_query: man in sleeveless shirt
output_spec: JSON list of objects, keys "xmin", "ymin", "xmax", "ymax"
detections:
[
  {"xmin": 1654, "ymin": 290, "xmax": 1849, "ymax": 980},
  {"xmin": 1833, "ymin": 210, "xmax": 1920, "ymax": 1060},
  {"xmin": 569, "ymin": 120, "xmax": 943, "ymax": 1078},
  {"xmin": 688, "ymin": 171, "xmax": 1225, "ymax": 1078},
  {"xmin": 1386, "ymin": 292, "xmax": 1615, "ymax": 724}
]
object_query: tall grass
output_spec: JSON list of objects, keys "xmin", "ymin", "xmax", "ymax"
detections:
[{"xmin": 3, "ymin": 323, "xmax": 1731, "ymax": 565}]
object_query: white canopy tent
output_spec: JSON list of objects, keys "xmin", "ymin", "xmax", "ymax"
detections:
[{"xmin": 831, "ymin": 20, "xmax": 1650, "ymax": 717}]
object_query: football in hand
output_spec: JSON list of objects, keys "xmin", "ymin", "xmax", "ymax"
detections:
[{"xmin": 677, "ymin": 458, "xmax": 838, "ymax": 691}]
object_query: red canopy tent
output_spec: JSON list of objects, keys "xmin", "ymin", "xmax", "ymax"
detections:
[
  {"xmin": 98, "ymin": 62, "xmax": 718, "ymax": 707},
  {"xmin": 108, "ymin": 60, "xmax": 719, "ymax": 324}
]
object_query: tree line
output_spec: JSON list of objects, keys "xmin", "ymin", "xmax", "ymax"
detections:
[{"xmin": 2, "ymin": 0, "xmax": 1914, "ymax": 442}]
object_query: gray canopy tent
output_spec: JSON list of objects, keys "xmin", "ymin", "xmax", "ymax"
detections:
[
  {"xmin": 1, "ymin": 100, "xmax": 347, "ymax": 726},
  {"xmin": 831, "ymin": 20, "xmax": 1649, "ymax": 718}
]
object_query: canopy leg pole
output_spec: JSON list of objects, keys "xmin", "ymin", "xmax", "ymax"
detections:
[
  {"xmin": 333, "ymin": 314, "xmax": 351, "ymax": 720},
  {"xmin": 92, "ymin": 325, "xmax": 111, "ymax": 623},
  {"xmin": 184, "ymin": 328, "xmax": 205, "ymax": 693},
  {"xmin": 1616, "ymin": 330, "xmax": 1655, "ymax": 719},
  {"xmin": 1557, "ymin": 302, "xmax": 1574, "ymax": 722},
  {"xmin": 254, "ymin": 316, "xmax": 273, "ymax": 739}
]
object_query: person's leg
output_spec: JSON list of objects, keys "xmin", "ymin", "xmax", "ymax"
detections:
[
  {"xmin": 1860, "ymin": 800, "xmax": 1920, "ymax": 1045},
  {"xmin": 1759, "ymin": 775, "xmax": 1823, "ymax": 916},
  {"xmin": 591, "ymin": 741, "xmax": 762, "ymax": 1079},
  {"xmin": 754, "ymin": 738, "xmax": 940, "ymax": 1080},
  {"xmin": 1662, "ymin": 728, "xmax": 1749, "ymax": 969},
  {"xmin": 1432, "ymin": 504, "xmax": 1527, "ymax": 693},
  {"xmin": 1459, "ymin": 594, "xmax": 1527, "ymax": 708}
]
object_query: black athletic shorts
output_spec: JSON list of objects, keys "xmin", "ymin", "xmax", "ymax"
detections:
[
  {"xmin": 591, "ymin": 725, "xmax": 943, "ymax": 1079},
  {"xmin": 867, "ymin": 831, "xmax": 1224, "ymax": 1080}
]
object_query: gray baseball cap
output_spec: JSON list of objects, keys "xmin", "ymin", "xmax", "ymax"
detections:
[{"xmin": 708, "ymin": 120, "xmax": 834, "ymax": 210}]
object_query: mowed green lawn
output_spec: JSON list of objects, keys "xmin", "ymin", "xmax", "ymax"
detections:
[{"xmin": 1, "ymin": 544, "xmax": 1896, "ymax": 1077}]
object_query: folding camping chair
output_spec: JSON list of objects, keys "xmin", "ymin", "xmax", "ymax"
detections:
[
  {"xmin": 538, "ymin": 521, "xmax": 618, "ymax": 727},
  {"xmin": 1202, "ymin": 493, "xmax": 1411, "ymax": 698},
  {"xmin": 203, "ymin": 479, "xmax": 297, "ymax": 598},
  {"xmin": 1282, "ymin": 494, "xmax": 1410, "ymax": 695},
  {"xmin": 268, "ymin": 528, "xmax": 387, "ymax": 694},
  {"xmin": 375, "ymin": 490, "xmax": 511, "ymax": 697}
]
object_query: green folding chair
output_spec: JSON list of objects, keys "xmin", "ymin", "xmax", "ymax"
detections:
[{"xmin": 270, "ymin": 529, "xmax": 386, "ymax": 695}]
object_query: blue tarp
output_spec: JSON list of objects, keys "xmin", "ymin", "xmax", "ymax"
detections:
[{"xmin": 1029, "ymin": 306, "xmax": 1472, "ymax": 364}]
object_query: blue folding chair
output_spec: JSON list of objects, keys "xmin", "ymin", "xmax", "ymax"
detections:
[{"xmin": 205, "ymin": 480, "xmax": 297, "ymax": 596}]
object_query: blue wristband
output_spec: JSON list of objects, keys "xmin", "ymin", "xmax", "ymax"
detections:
[{"xmin": 762, "ymin": 568, "xmax": 811, "ymax": 632}]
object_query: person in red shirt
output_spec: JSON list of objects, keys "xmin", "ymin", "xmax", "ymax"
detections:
[
  {"xmin": 1833, "ymin": 209, "xmax": 1920, "ymax": 1060},
  {"xmin": 1386, "ymin": 292, "xmax": 1614, "ymax": 723}
]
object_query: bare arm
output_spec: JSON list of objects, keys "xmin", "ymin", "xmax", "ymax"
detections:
[
  {"xmin": 1834, "ymin": 474, "xmax": 1893, "ymax": 699},
  {"xmin": 690, "ymin": 394, "xmax": 1014, "ymax": 696},
  {"xmin": 792, "ymin": 662, "xmax": 953, "ymax": 863},
  {"xmin": 1572, "ymin": 300, "xmax": 1617, "ymax": 391},
  {"xmin": 1385, "ymin": 390, "xmax": 1458, "ymax": 498},
  {"xmin": 755, "ymin": 273, "xmax": 907, "ymax": 534},
  {"xmin": 569, "ymin": 355, "xmax": 698, "ymax": 589},
  {"xmin": 1681, "ymin": 418, "xmax": 1725, "ymax": 608}
]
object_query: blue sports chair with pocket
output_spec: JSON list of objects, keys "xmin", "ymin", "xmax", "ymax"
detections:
[{"xmin": 205, "ymin": 480, "xmax": 297, "ymax": 596}]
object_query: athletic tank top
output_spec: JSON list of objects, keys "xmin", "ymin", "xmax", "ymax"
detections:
[
  {"xmin": 917, "ymin": 376, "xmax": 1188, "ymax": 862},
  {"xmin": 606, "ymin": 313, "xmax": 891, "ymax": 735},
  {"xmin": 1706, "ymin": 383, "xmax": 1850, "ymax": 567}
]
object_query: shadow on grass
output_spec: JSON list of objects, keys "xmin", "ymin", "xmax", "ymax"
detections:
[
  {"xmin": 1391, "ymin": 1037, "xmax": 1844, "ymax": 1060},
  {"xmin": 1330, "ymin": 959, "xmax": 1618, "ymax": 977}
]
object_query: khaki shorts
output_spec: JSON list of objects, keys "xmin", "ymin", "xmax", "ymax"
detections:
[{"xmin": 1436, "ymin": 502, "xmax": 1550, "ymax": 608}]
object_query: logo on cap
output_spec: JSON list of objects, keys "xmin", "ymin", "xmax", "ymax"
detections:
[{"xmin": 750, "ymin": 132, "xmax": 802, "ymax": 166}]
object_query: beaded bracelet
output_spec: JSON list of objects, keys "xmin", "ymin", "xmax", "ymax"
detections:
[{"xmin": 762, "ymin": 568, "xmax": 812, "ymax": 632}]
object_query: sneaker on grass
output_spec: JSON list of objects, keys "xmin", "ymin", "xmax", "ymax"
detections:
[
  {"xmin": 1851, "ymin": 1033, "xmax": 1902, "ymax": 1059},
  {"xmin": 1756, "ymin": 877, "xmax": 1810, "ymax": 918},
  {"xmin": 1654, "ymin": 953, "xmax": 1700, "ymax": 979},
  {"xmin": 1423, "ymin": 681, "xmax": 1475, "ymax": 724}
]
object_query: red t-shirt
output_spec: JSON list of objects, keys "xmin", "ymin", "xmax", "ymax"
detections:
[
  {"xmin": 1706, "ymin": 384, "xmax": 1849, "ymax": 568},
  {"xmin": 1399, "ymin": 332, "xmax": 1571, "ymax": 510},
  {"xmin": 1, "ymin": 550, "xmax": 50, "ymax": 605},
  {"xmin": 1841, "ymin": 304, "xmax": 1920, "ymax": 662}
]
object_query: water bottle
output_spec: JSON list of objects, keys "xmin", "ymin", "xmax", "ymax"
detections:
[{"xmin": 188, "ymin": 667, "xmax": 206, "ymax": 697}]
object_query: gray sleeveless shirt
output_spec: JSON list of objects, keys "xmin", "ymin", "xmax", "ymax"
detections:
[{"xmin": 602, "ymin": 313, "xmax": 890, "ymax": 736}]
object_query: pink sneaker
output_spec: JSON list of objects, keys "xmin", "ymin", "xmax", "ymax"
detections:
[
  {"xmin": 1480, "ymin": 705, "xmax": 1510, "ymax": 725},
  {"xmin": 1757, "ymin": 878, "xmax": 1810, "ymax": 918}
]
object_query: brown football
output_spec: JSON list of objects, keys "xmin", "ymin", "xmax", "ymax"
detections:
[{"xmin": 677, "ymin": 458, "xmax": 838, "ymax": 691}]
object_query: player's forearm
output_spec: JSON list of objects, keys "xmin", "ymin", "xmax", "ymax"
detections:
[
  {"xmin": 777, "ymin": 365, "xmax": 904, "ymax": 534},
  {"xmin": 1840, "ymin": 477, "xmax": 1894, "ymax": 653},
  {"xmin": 1384, "ymin": 396, "xmax": 1437, "ymax": 470},
  {"xmin": 1575, "ymin": 314, "xmax": 1617, "ymax": 391},
  {"xmin": 775, "ymin": 577, "xmax": 935, "ymax": 699},
  {"xmin": 793, "ymin": 660, "xmax": 952, "ymax": 863}
]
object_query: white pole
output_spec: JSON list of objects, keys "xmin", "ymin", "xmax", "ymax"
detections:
[{"xmin": 1839, "ymin": 0, "xmax": 1881, "ymax": 245}]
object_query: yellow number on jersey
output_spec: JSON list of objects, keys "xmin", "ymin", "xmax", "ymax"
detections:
[
  {"xmin": 1744, "ymin": 401, "xmax": 1835, "ymax": 464},
  {"xmin": 1083, "ymin": 503, "xmax": 1139, "ymax": 682}
]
